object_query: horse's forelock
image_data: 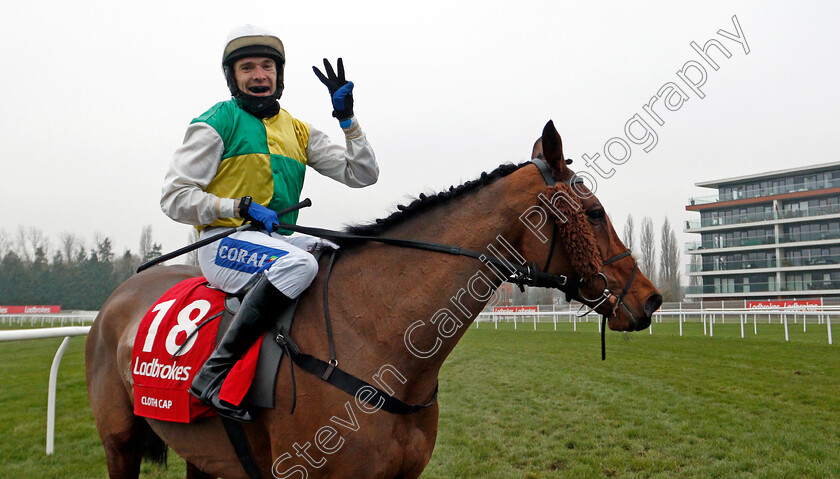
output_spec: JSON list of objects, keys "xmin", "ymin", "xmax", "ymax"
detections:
[{"xmin": 543, "ymin": 183, "xmax": 603, "ymax": 278}]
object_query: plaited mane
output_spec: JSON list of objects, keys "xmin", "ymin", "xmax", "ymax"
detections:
[
  {"xmin": 342, "ymin": 160, "xmax": 604, "ymax": 280},
  {"xmin": 345, "ymin": 162, "xmax": 525, "ymax": 237},
  {"xmin": 542, "ymin": 182, "xmax": 603, "ymax": 278}
]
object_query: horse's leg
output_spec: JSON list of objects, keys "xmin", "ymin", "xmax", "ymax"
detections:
[
  {"xmin": 95, "ymin": 409, "xmax": 148, "ymax": 478},
  {"xmin": 186, "ymin": 461, "xmax": 216, "ymax": 479},
  {"xmin": 88, "ymin": 333, "xmax": 149, "ymax": 478}
]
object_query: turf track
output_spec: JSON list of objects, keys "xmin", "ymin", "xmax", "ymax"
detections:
[{"xmin": 1, "ymin": 319, "xmax": 837, "ymax": 478}]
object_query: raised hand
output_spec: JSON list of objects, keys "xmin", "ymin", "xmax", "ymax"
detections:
[{"xmin": 313, "ymin": 58, "xmax": 354, "ymax": 122}]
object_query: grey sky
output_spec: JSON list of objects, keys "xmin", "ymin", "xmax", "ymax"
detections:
[{"xmin": 2, "ymin": 1, "xmax": 838, "ymax": 273}]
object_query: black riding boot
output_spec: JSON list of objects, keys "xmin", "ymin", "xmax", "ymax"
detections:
[{"xmin": 189, "ymin": 275, "xmax": 290, "ymax": 422}]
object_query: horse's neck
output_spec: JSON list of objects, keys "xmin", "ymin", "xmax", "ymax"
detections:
[{"xmin": 330, "ymin": 173, "xmax": 536, "ymax": 402}]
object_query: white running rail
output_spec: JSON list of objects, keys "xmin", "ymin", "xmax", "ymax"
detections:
[{"xmin": 0, "ymin": 326, "xmax": 91, "ymax": 454}]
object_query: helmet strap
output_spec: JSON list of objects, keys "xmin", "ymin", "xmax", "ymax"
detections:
[{"xmin": 224, "ymin": 64, "xmax": 284, "ymax": 119}]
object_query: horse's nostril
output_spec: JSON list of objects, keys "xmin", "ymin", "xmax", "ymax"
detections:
[{"xmin": 644, "ymin": 294, "xmax": 663, "ymax": 317}]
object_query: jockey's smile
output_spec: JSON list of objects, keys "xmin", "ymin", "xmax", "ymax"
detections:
[{"xmin": 233, "ymin": 56, "xmax": 277, "ymax": 97}]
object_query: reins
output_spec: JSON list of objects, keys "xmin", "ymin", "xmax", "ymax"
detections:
[
  {"xmin": 285, "ymin": 158, "xmax": 638, "ymax": 364},
  {"xmin": 274, "ymin": 157, "xmax": 640, "ymax": 415}
]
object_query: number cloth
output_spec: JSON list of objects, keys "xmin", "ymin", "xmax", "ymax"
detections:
[{"xmin": 131, "ymin": 276, "xmax": 263, "ymax": 423}]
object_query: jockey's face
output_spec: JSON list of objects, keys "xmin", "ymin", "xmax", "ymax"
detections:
[{"xmin": 233, "ymin": 57, "xmax": 277, "ymax": 97}]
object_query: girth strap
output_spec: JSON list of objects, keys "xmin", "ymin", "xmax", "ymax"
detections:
[
  {"xmin": 274, "ymin": 330, "xmax": 438, "ymax": 415},
  {"xmin": 219, "ymin": 417, "xmax": 263, "ymax": 479},
  {"xmin": 272, "ymin": 248, "xmax": 437, "ymax": 416}
]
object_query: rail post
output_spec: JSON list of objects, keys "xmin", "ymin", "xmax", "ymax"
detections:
[
  {"xmin": 783, "ymin": 314, "xmax": 790, "ymax": 341},
  {"xmin": 46, "ymin": 336, "xmax": 73, "ymax": 454}
]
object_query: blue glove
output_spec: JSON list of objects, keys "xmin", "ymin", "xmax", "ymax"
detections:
[
  {"xmin": 239, "ymin": 197, "xmax": 279, "ymax": 232},
  {"xmin": 332, "ymin": 82, "xmax": 354, "ymax": 118},
  {"xmin": 313, "ymin": 58, "xmax": 355, "ymax": 123}
]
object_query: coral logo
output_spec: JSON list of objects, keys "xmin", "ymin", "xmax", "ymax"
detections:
[{"xmin": 215, "ymin": 238, "xmax": 288, "ymax": 274}]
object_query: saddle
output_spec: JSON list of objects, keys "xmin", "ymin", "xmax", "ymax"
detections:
[
  {"xmin": 230, "ymin": 250, "xmax": 437, "ymax": 416},
  {"xmin": 220, "ymin": 284, "xmax": 296, "ymax": 410}
]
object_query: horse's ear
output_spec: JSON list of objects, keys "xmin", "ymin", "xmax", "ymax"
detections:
[
  {"xmin": 531, "ymin": 137, "xmax": 544, "ymax": 160},
  {"xmin": 541, "ymin": 120, "xmax": 566, "ymax": 173}
]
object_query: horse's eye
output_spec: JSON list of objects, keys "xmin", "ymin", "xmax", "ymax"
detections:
[{"xmin": 587, "ymin": 208, "xmax": 605, "ymax": 222}]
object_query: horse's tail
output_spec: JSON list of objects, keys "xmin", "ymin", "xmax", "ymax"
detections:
[{"xmin": 142, "ymin": 422, "xmax": 168, "ymax": 466}]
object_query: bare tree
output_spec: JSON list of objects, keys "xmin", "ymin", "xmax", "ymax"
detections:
[
  {"xmin": 138, "ymin": 225, "xmax": 164, "ymax": 262},
  {"xmin": 58, "ymin": 232, "xmax": 86, "ymax": 264},
  {"xmin": 670, "ymin": 228, "xmax": 682, "ymax": 300},
  {"xmin": 659, "ymin": 217, "xmax": 681, "ymax": 301},
  {"xmin": 139, "ymin": 225, "xmax": 154, "ymax": 261},
  {"xmin": 639, "ymin": 217, "xmax": 657, "ymax": 281},
  {"xmin": 14, "ymin": 226, "xmax": 50, "ymax": 263},
  {"xmin": 29, "ymin": 228, "xmax": 50, "ymax": 261},
  {"xmin": 0, "ymin": 228, "xmax": 10, "ymax": 258},
  {"xmin": 185, "ymin": 229, "xmax": 200, "ymax": 267},
  {"xmin": 623, "ymin": 213, "xmax": 635, "ymax": 251},
  {"xmin": 15, "ymin": 226, "xmax": 32, "ymax": 262}
]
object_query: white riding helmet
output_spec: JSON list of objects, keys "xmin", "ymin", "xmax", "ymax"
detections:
[{"xmin": 222, "ymin": 25, "xmax": 286, "ymax": 99}]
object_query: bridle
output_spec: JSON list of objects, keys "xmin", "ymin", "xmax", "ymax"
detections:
[
  {"xmin": 531, "ymin": 158, "xmax": 639, "ymax": 359},
  {"xmin": 273, "ymin": 158, "xmax": 639, "ymax": 360},
  {"xmin": 228, "ymin": 157, "xmax": 644, "ymax": 437}
]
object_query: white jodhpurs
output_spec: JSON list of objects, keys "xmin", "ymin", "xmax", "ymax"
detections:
[{"xmin": 197, "ymin": 228, "xmax": 320, "ymax": 298}]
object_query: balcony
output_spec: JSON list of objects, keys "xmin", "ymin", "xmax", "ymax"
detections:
[
  {"xmin": 685, "ymin": 204, "xmax": 840, "ymax": 231},
  {"xmin": 781, "ymin": 253, "xmax": 840, "ymax": 268},
  {"xmin": 685, "ymin": 236, "xmax": 775, "ymax": 252},
  {"xmin": 686, "ymin": 282, "xmax": 774, "ymax": 294},
  {"xmin": 778, "ymin": 203, "xmax": 840, "ymax": 220},
  {"xmin": 687, "ymin": 258, "xmax": 777, "ymax": 273},
  {"xmin": 800, "ymin": 279, "xmax": 840, "ymax": 291},
  {"xmin": 687, "ymin": 229, "xmax": 840, "ymax": 254},
  {"xmin": 778, "ymin": 229, "xmax": 840, "ymax": 244},
  {"xmin": 686, "ymin": 279, "xmax": 840, "ymax": 295},
  {"xmin": 687, "ymin": 253, "xmax": 840, "ymax": 273},
  {"xmin": 688, "ymin": 177, "xmax": 840, "ymax": 205},
  {"xmin": 685, "ymin": 211, "xmax": 775, "ymax": 230}
]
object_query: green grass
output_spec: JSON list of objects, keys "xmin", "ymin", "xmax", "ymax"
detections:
[
  {"xmin": 1, "ymin": 320, "xmax": 837, "ymax": 478},
  {"xmin": 0, "ymin": 333, "xmax": 185, "ymax": 479}
]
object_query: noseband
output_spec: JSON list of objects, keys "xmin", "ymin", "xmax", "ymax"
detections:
[{"xmin": 531, "ymin": 158, "xmax": 639, "ymax": 360}]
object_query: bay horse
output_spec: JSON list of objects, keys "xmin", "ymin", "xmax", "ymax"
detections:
[{"xmin": 86, "ymin": 121, "xmax": 661, "ymax": 479}]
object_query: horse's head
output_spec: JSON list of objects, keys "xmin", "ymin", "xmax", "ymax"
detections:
[{"xmin": 521, "ymin": 121, "xmax": 661, "ymax": 332}]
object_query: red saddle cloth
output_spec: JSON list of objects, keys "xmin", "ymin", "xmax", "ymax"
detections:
[{"xmin": 132, "ymin": 276, "xmax": 263, "ymax": 423}]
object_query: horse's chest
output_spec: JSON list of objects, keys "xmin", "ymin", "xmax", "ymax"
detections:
[{"xmin": 273, "ymin": 399, "xmax": 438, "ymax": 478}]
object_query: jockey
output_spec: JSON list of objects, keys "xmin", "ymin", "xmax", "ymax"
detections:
[{"xmin": 161, "ymin": 24, "xmax": 378, "ymax": 421}]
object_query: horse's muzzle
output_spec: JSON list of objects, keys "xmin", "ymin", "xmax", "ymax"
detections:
[{"xmin": 633, "ymin": 293, "xmax": 662, "ymax": 331}]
